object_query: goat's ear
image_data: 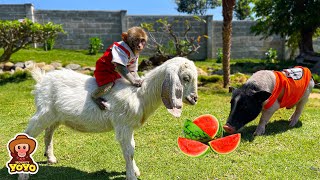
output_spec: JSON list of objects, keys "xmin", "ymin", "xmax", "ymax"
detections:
[{"xmin": 161, "ymin": 71, "xmax": 183, "ymax": 118}]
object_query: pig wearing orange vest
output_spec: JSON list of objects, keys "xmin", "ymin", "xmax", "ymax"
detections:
[{"xmin": 224, "ymin": 66, "xmax": 314, "ymax": 136}]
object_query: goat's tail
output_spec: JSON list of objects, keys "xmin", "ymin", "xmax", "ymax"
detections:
[{"xmin": 26, "ymin": 63, "xmax": 45, "ymax": 83}]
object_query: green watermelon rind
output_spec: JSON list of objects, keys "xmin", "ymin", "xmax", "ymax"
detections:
[
  {"xmin": 193, "ymin": 114, "xmax": 220, "ymax": 139},
  {"xmin": 177, "ymin": 137, "xmax": 210, "ymax": 157},
  {"xmin": 215, "ymin": 120, "xmax": 224, "ymax": 138},
  {"xmin": 208, "ymin": 133, "xmax": 241, "ymax": 154},
  {"xmin": 183, "ymin": 119, "xmax": 211, "ymax": 142}
]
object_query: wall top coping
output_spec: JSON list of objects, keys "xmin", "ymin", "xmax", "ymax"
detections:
[
  {"xmin": 0, "ymin": 3, "xmax": 33, "ymax": 6},
  {"xmin": 35, "ymin": 9, "xmax": 126, "ymax": 13},
  {"xmin": 213, "ymin": 20, "xmax": 255, "ymax": 23},
  {"xmin": 129, "ymin": 14, "xmax": 213, "ymax": 18}
]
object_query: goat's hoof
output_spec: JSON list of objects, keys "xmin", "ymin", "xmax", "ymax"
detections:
[
  {"xmin": 47, "ymin": 157, "xmax": 57, "ymax": 164},
  {"xmin": 289, "ymin": 119, "xmax": 298, "ymax": 127},
  {"xmin": 18, "ymin": 173, "xmax": 29, "ymax": 180},
  {"xmin": 126, "ymin": 176, "xmax": 138, "ymax": 180},
  {"xmin": 94, "ymin": 98, "xmax": 111, "ymax": 110},
  {"xmin": 134, "ymin": 168, "xmax": 140, "ymax": 177}
]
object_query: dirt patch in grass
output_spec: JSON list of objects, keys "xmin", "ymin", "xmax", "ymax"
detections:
[{"xmin": 310, "ymin": 93, "xmax": 320, "ymax": 99}]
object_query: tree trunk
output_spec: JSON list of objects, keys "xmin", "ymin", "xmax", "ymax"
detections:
[
  {"xmin": 0, "ymin": 48, "xmax": 13, "ymax": 62},
  {"xmin": 299, "ymin": 29, "xmax": 314, "ymax": 55},
  {"xmin": 222, "ymin": 0, "xmax": 235, "ymax": 88},
  {"xmin": 296, "ymin": 28, "xmax": 320, "ymax": 66}
]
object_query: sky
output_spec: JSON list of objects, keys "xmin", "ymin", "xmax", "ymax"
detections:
[{"xmin": 0, "ymin": 0, "xmax": 223, "ymax": 20}]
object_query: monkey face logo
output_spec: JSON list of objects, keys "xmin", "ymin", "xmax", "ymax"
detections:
[{"xmin": 6, "ymin": 133, "xmax": 39, "ymax": 175}]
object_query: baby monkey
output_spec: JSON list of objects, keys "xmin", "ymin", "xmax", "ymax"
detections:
[{"xmin": 92, "ymin": 27, "xmax": 148, "ymax": 110}]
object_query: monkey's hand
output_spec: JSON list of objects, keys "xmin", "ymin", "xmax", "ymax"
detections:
[
  {"xmin": 115, "ymin": 64, "xmax": 142, "ymax": 87},
  {"xmin": 132, "ymin": 78, "xmax": 143, "ymax": 87}
]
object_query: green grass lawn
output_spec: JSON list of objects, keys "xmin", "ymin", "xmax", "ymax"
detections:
[
  {"xmin": 0, "ymin": 49, "xmax": 319, "ymax": 179},
  {"xmin": 0, "ymin": 77, "xmax": 319, "ymax": 179}
]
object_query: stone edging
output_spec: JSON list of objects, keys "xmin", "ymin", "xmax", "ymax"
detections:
[{"xmin": 0, "ymin": 61, "xmax": 96, "ymax": 74}]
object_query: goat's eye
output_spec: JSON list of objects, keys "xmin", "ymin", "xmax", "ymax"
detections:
[{"xmin": 183, "ymin": 76, "xmax": 190, "ymax": 82}]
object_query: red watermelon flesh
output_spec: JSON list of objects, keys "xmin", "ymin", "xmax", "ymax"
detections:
[
  {"xmin": 208, "ymin": 133, "xmax": 241, "ymax": 154},
  {"xmin": 193, "ymin": 114, "xmax": 220, "ymax": 139},
  {"xmin": 177, "ymin": 137, "xmax": 209, "ymax": 157}
]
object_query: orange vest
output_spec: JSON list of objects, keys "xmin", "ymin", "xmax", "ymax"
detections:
[{"xmin": 264, "ymin": 66, "xmax": 311, "ymax": 109}]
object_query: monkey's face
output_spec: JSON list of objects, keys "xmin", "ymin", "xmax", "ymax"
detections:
[
  {"xmin": 123, "ymin": 27, "xmax": 148, "ymax": 55},
  {"xmin": 127, "ymin": 36, "xmax": 147, "ymax": 54}
]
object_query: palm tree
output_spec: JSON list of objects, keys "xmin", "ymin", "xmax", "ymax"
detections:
[{"xmin": 222, "ymin": 0, "xmax": 236, "ymax": 88}]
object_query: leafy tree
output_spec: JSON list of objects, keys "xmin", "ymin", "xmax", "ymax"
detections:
[
  {"xmin": 175, "ymin": 0, "xmax": 221, "ymax": 15},
  {"xmin": 234, "ymin": 0, "xmax": 253, "ymax": 20},
  {"xmin": 139, "ymin": 17, "xmax": 208, "ymax": 71},
  {"xmin": 251, "ymin": 0, "xmax": 320, "ymax": 61},
  {"xmin": 176, "ymin": 0, "xmax": 236, "ymax": 88},
  {"xmin": 0, "ymin": 18, "xmax": 64, "ymax": 62},
  {"xmin": 141, "ymin": 17, "xmax": 208, "ymax": 58},
  {"xmin": 222, "ymin": 0, "xmax": 236, "ymax": 88}
]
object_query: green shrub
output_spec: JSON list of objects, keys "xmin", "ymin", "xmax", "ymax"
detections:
[
  {"xmin": 198, "ymin": 75, "xmax": 222, "ymax": 84},
  {"xmin": 88, "ymin": 37, "xmax": 104, "ymax": 55},
  {"xmin": 43, "ymin": 37, "xmax": 55, "ymax": 51},
  {"xmin": 230, "ymin": 73, "xmax": 249, "ymax": 88},
  {"xmin": 313, "ymin": 74, "xmax": 320, "ymax": 89},
  {"xmin": 0, "ymin": 70, "xmax": 30, "ymax": 85},
  {"xmin": 216, "ymin": 48, "xmax": 223, "ymax": 63},
  {"xmin": 265, "ymin": 48, "xmax": 278, "ymax": 63},
  {"xmin": 313, "ymin": 74, "xmax": 319, "ymax": 82}
]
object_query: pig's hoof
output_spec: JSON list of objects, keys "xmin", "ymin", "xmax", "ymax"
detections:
[
  {"xmin": 253, "ymin": 127, "xmax": 265, "ymax": 136},
  {"xmin": 223, "ymin": 124, "xmax": 236, "ymax": 134}
]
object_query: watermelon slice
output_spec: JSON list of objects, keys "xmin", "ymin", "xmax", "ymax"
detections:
[
  {"xmin": 177, "ymin": 137, "xmax": 210, "ymax": 157},
  {"xmin": 183, "ymin": 119, "xmax": 211, "ymax": 142},
  {"xmin": 215, "ymin": 121, "xmax": 224, "ymax": 138},
  {"xmin": 193, "ymin": 114, "xmax": 221, "ymax": 139},
  {"xmin": 208, "ymin": 133, "xmax": 241, "ymax": 154}
]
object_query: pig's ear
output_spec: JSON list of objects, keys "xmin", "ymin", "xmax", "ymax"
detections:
[
  {"xmin": 228, "ymin": 86, "xmax": 237, "ymax": 93},
  {"xmin": 254, "ymin": 91, "xmax": 271, "ymax": 102}
]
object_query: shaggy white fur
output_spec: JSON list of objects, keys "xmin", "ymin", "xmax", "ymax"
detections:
[{"xmin": 22, "ymin": 57, "xmax": 198, "ymax": 180}]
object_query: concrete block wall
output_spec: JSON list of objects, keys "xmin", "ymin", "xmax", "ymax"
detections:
[
  {"xmin": 34, "ymin": 10, "xmax": 125, "ymax": 50},
  {"xmin": 2, "ymin": 3, "xmax": 319, "ymax": 60},
  {"xmin": 212, "ymin": 21, "xmax": 285, "ymax": 59},
  {"xmin": 0, "ymin": 4, "xmax": 34, "ymax": 20}
]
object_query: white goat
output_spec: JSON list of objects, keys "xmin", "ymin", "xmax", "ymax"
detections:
[{"xmin": 23, "ymin": 57, "xmax": 198, "ymax": 180}]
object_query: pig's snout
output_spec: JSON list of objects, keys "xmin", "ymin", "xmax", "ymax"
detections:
[{"xmin": 223, "ymin": 123, "xmax": 236, "ymax": 134}]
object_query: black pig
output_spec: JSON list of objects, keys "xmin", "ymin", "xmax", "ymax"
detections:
[{"xmin": 224, "ymin": 67, "xmax": 314, "ymax": 136}]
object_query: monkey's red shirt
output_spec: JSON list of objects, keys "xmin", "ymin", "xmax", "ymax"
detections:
[
  {"xmin": 264, "ymin": 66, "xmax": 312, "ymax": 109},
  {"xmin": 94, "ymin": 41, "xmax": 139, "ymax": 86}
]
